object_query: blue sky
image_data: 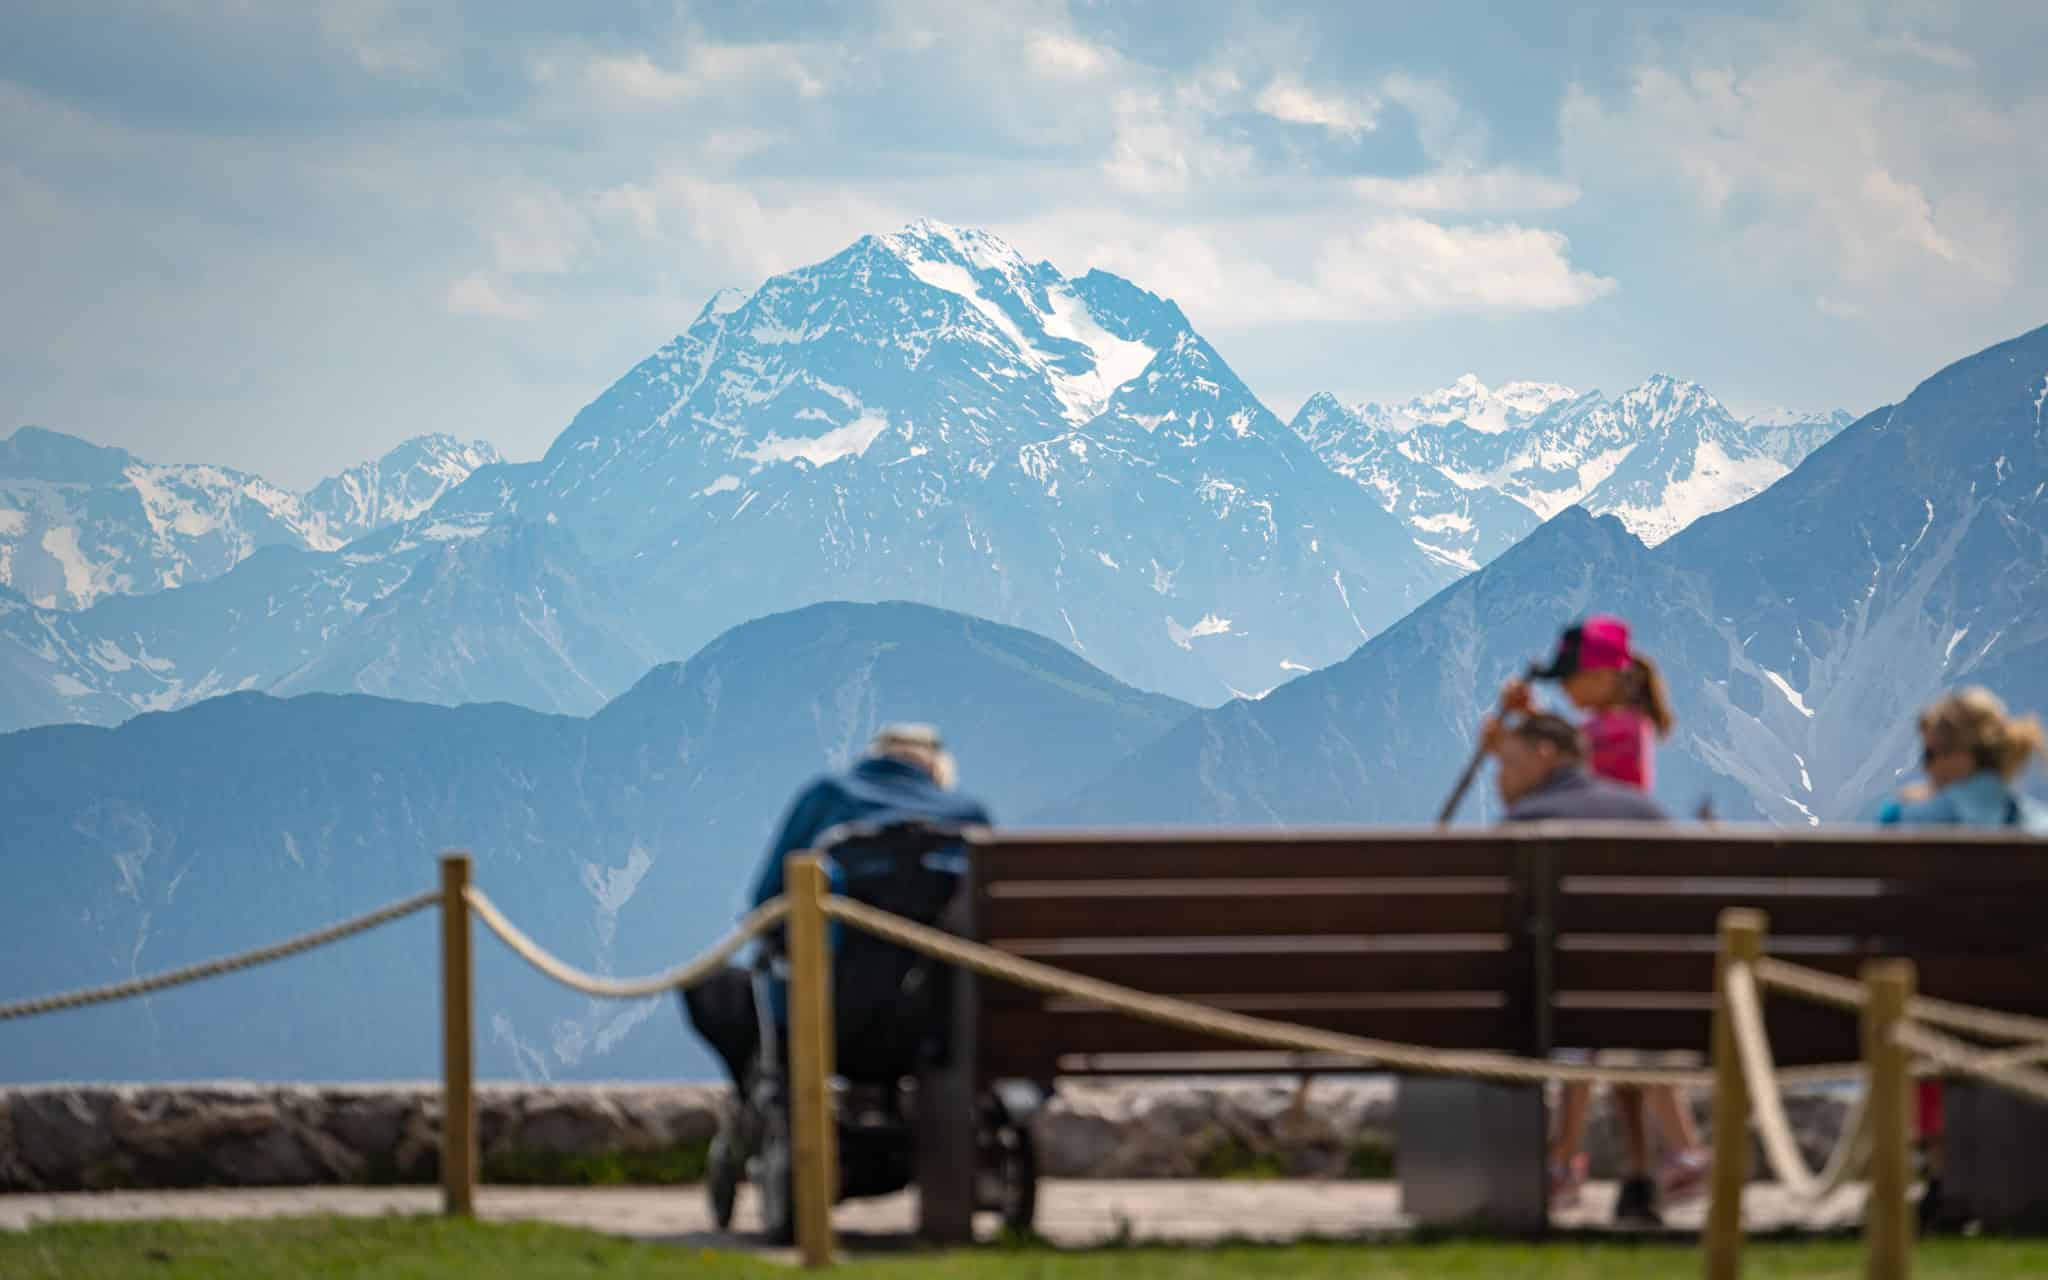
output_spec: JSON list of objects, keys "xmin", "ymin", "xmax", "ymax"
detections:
[{"xmin": 4, "ymin": 0, "xmax": 2045, "ymax": 486}]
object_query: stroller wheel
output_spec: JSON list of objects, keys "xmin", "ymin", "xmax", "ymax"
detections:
[
  {"xmin": 756, "ymin": 1109, "xmax": 796, "ymax": 1246},
  {"xmin": 706, "ymin": 1131, "xmax": 741, "ymax": 1231},
  {"xmin": 994, "ymin": 1125, "xmax": 1038, "ymax": 1235}
]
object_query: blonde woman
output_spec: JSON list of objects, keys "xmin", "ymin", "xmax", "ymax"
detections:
[
  {"xmin": 1879, "ymin": 687, "xmax": 2045, "ymax": 1231},
  {"xmin": 1879, "ymin": 687, "xmax": 2045, "ymax": 830}
]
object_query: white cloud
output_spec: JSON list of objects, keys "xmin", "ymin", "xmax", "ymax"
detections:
[
  {"xmin": 580, "ymin": 52, "xmax": 696, "ymax": 105},
  {"xmin": 1874, "ymin": 32, "xmax": 1975, "ymax": 71},
  {"xmin": 594, "ymin": 176, "xmax": 903, "ymax": 281},
  {"xmin": 443, "ymin": 274, "xmax": 534, "ymax": 319},
  {"xmin": 317, "ymin": 0, "xmax": 442, "ymax": 77},
  {"xmin": 1351, "ymin": 169, "xmax": 1580, "ymax": 212},
  {"xmin": 1559, "ymin": 20, "xmax": 2030, "ymax": 299},
  {"xmin": 1316, "ymin": 218, "xmax": 1618, "ymax": 314},
  {"xmin": 1254, "ymin": 75, "xmax": 1377, "ymax": 138},
  {"xmin": 1024, "ymin": 209, "xmax": 1613, "ymax": 327},
  {"xmin": 1025, "ymin": 32, "xmax": 1110, "ymax": 78},
  {"xmin": 541, "ymin": 36, "xmax": 838, "ymax": 113},
  {"xmin": 1103, "ymin": 70, "xmax": 1254, "ymax": 194},
  {"xmin": 485, "ymin": 189, "xmax": 591, "ymax": 276}
]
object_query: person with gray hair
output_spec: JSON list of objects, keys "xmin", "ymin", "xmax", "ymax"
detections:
[
  {"xmin": 686, "ymin": 724, "xmax": 990, "ymax": 1097},
  {"xmin": 744, "ymin": 722, "xmax": 984, "ymax": 914}
]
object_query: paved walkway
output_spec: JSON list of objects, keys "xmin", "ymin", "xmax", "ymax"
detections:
[{"xmin": 0, "ymin": 1180, "xmax": 1865, "ymax": 1252}]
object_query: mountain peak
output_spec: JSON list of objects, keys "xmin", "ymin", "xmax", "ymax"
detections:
[
  {"xmin": 878, "ymin": 219, "xmax": 1037, "ymax": 278},
  {"xmin": 692, "ymin": 287, "xmax": 751, "ymax": 326}
]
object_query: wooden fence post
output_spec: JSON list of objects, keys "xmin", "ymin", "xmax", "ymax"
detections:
[
  {"xmin": 787, "ymin": 855, "xmax": 839, "ymax": 1268},
  {"xmin": 439, "ymin": 852, "xmax": 477, "ymax": 1217},
  {"xmin": 1705, "ymin": 907, "xmax": 1765, "ymax": 1280},
  {"xmin": 1863, "ymin": 960, "xmax": 1915, "ymax": 1280}
]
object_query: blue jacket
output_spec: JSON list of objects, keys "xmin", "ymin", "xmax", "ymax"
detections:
[
  {"xmin": 746, "ymin": 757, "xmax": 992, "ymax": 1023},
  {"xmin": 1877, "ymin": 770, "xmax": 2048, "ymax": 833},
  {"xmin": 747, "ymin": 756, "xmax": 993, "ymax": 909}
]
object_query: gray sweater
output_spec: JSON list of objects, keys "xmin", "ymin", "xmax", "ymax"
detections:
[{"xmin": 1503, "ymin": 766, "xmax": 1670, "ymax": 823}]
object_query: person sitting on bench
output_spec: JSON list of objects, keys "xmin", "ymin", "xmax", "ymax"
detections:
[
  {"xmin": 683, "ymin": 724, "xmax": 992, "ymax": 1092},
  {"xmin": 1489, "ymin": 711, "xmax": 1677, "ymax": 1225}
]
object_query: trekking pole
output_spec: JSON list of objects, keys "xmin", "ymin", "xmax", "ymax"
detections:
[
  {"xmin": 1438, "ymin": 662, "xmax": 1536, "ymax": 827},
  {"xmin": 1436, "ymin": 742, "xmax": 1489, "ymax": 827}
]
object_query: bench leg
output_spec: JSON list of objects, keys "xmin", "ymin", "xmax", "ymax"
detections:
[
  {"xmin": 914, "ymin": 1059, "xmax": 979, "ymax": 1243},
  {"xmin": 1395, "ymin": 1076, "xmax": 1549, "ymax": 1234},
  {"xmin": 917, "ymin": 893, "xmax": 982, "ymax": 1245},
  {"xmin": 1944, "ymin": 1078, "xmax": 2048, "ymax": 1231}
]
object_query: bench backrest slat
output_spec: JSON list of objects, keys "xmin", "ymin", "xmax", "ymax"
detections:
[{"xmin": 965, "ymin": 826, "xmax": 2048, "ymax": 1080}]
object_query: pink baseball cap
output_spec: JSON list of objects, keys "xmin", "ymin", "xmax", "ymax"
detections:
[{"xmin": 1529, "ymin": 614, "xmax": 1633, "ymax": 679}]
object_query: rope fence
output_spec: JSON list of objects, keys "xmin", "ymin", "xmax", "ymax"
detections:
[
  {"xmin": 463, "ymin": 886, "xmax": 789, "ymax": 999},
  {"xmin": 1725, "ymin": 960, "xmax": 1871, "ymax": 1201},
  {"xmin": 0, "ymin": 889, "xmax": 438, "ymax": 1022},
  {"xmin": 8, "ymin": 848, "xmax": 2048, "ymax": 1279}
]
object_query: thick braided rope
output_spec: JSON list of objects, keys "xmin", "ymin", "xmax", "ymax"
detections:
[
  {"xmin": 1894, "ymin": 1022, "xmax": 2048, "ymax": 1109},
  {"xmin": 1910, "ymin": 993, "xmax": 2048, "ymax": 1047},
  {"xmin": 1726, "ymin": 962, "xmax": 1872, "ymax": 1198},
  {"xmin": 823, "ymin": 895, "xmax": 1718, "ymax": 1089},
  {"xmin": 1976, "ymin": 1041, "xmax": 2048, "ymax": 1073},
  {"xmin": 0, "ymin": 890, "xmax": 439, "ymax": 1022},
  {"xmin": 1753, "ymin": 957, "xmax": 1867, "ymax": 1011},
  {"xmin": 464, "ymin": 887, "xmax": 788, "ymax": 999},
  {"xmin": 1757, "ymin": 956, "xmax": 2048, "ymax": 1046}
]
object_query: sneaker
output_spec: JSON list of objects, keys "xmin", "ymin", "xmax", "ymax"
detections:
[
  {"xmin": 1659, "ymin": 1147, "xmax": 1710, "ymax": 1206},
  {"xmin": 1918, "ymin": 1177, "xmax": 1948, "ymax": 1234},
  {"xmin": 1549, "ymin": 1153, "xmax": 1589, "ymax": 1208},
  {"xmin": 1614, "ymin": 1175, "xmax": 1662, "ymax": 1226}
]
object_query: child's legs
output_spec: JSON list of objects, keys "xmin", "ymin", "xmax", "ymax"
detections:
[
  {"xmin": 1551, "ymin": 1082, "xmax": 1592, "ymax": 1161},
  {"xmin": 1613, "ymin": 1087, "xmax": 1652, "ymax": 1177},
  {"xmin": 1649, "ymin": 1085, "xmax": 1703, "ymax": 1152}
]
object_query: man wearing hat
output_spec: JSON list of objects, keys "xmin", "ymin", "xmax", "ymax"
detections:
[
  {"xmin": 743, "ymin": 722, "xmax": 987, "ymax": 911},
  {"xmin": 685, "ymin": 724, "xmax": 990, "ymax": 1093}
]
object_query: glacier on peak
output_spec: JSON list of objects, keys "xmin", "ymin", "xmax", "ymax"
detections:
[
  {"xmin": 1292, "ymin": 371, "xmax": 1854, "ymax": 566},
  {"xmin": 0, "ymin": 428, "xmax": 500, "ymax": 610}
]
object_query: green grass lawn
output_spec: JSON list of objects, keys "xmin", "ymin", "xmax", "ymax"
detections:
[{"xmin": 3, "ymin": 1218, "xmax": 2046, "ymax": 1280}]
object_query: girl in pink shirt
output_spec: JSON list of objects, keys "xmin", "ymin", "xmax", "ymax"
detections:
[
  {"xmin": 1502, "ymin": 615, "xmax": 1698, "ymax": 1217},
  {"xmin": 1506, "ymin": 614, "xmax": 1672, "ymax": 789}
]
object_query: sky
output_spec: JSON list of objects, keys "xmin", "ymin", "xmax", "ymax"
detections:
[{"xmin": 4, "ymin": 0, "xmax": 2046, "ymax": 488}]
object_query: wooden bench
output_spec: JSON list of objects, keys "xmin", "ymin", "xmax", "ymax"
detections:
[{"xmin": 908, "ymin": 823, "xmax": 2048, "ymax": 1238}]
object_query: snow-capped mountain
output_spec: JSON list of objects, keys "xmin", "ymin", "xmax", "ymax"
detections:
[
  {"xmin": 0, "ymin": 222, "xmax": 1452, "ymax": 730},
  {"xmin": 1742, "ymin": 407, "xmax": 1858, "ymax": 468},
  {"xmin": 1066, "ymin": 322, "xmax": 2048, "ymax": 829},
  {"xmin": 0, "ymin": 428, "xmax": 499, "ymax": 610},
  {"xmin": 549, "ymin": 219, "xmax": 1452, "ymax": 702},
  {"xmin": 1291, "ymin": 375, "xmax": 1852, "ymax": 564},
  {"xmin": 1346, "ymin": 375, "xmax": 1580, "ymax": 437},
  {"xmin": 300, "ymin": 434, "xmax": 503, "ymax": 546}
]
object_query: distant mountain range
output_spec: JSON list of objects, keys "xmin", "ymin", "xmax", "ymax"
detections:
[
  {"xmin": 1292, "ymin": 376, "xmax": 1853, "ymax": 569},
  {"xmin": 0, "ymin": 601, "xmax": 1189, "ymax": 1083},
  {"xmin": 0, "ymin": 221, "xmax": 1456, "ymax": 731},
  {"xmin": 3, "ymin": 320, "xmax": 2040, "ymax": 1084},
  {"xmin": 0, "ymin": 428, "xmax": 498, "ymax": 610},
  {"xmin": 1067, "ymin": 324, "xmax": 2048, "ymax": 829}
]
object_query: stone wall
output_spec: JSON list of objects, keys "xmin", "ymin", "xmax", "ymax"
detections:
[{"xmin": 0, "ymin": 1080, "xmax": 1847, "ymax": 1192}]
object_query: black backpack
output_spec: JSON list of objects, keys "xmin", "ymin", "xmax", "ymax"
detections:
[{"xmin": 817, "ymin": 820, "xmax": 972, "ymax": 1080}]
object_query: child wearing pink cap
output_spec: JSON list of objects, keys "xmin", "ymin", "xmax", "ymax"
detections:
[
  {"xmin": 1496, "ymin": 615, "xmax": 1703, "ymax": 1222},
  {"xmin": 1505, "ymin": 613, "xmax": 1672, "ymax": 786}
]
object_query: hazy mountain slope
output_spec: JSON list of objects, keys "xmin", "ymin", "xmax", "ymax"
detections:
[
  {"xmin": 1070, "ymin": 324, "xmax": 2048, "ymax": 829},
  {"xmin": 0, "ymin": 601, "xmax": 1190, "ymax": 1083}
]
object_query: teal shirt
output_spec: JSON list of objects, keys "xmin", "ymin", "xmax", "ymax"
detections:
[{"xmin": 1877, "ymin": 770, "xmax": 2047, "ymax": 833}]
